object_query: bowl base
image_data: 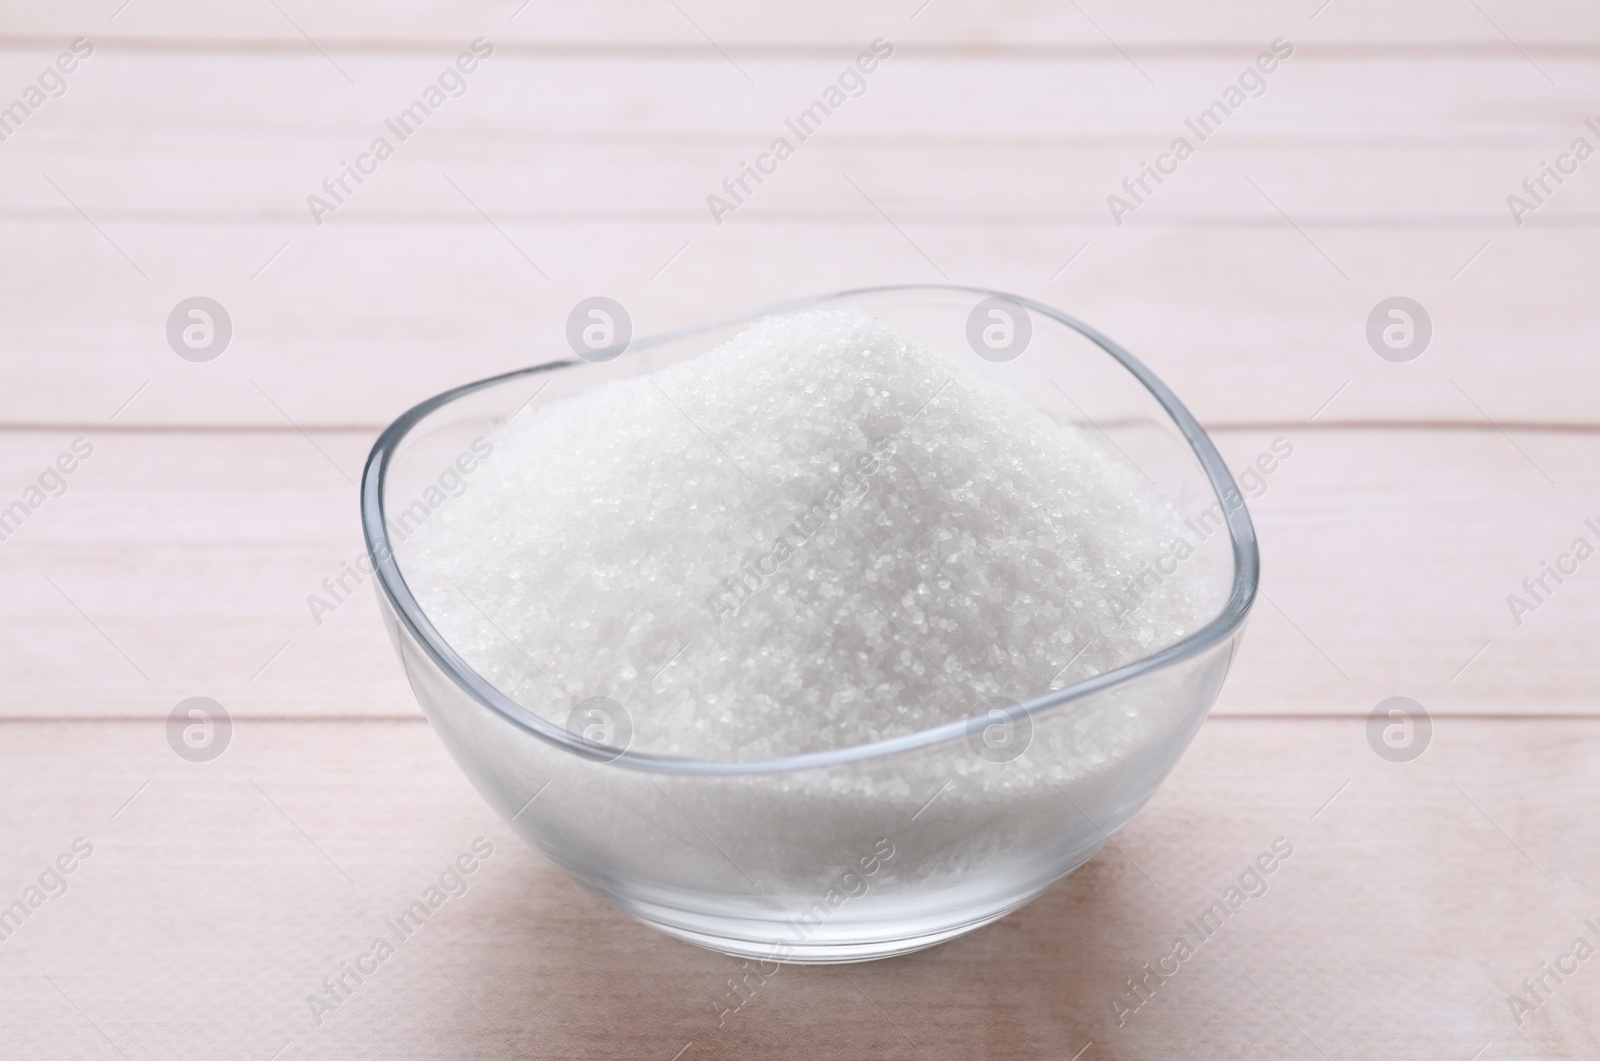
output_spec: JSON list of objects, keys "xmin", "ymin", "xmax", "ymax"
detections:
[{"xmin": 617, "ymin": 885, "xmax": 1051, "ymax": 964}]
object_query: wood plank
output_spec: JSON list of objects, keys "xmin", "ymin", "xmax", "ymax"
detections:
[
  {"xmin": 0, "ymin": 13, "xmax": 1585, "ymax": 1061},
  {"xmin": 1, "ymin": 53, "xmax": 1596, "ymax": 156},
  {"xmin": 8, "ymin": 123, "xmax": 1600, "ymax": 219},
  {"xmin": 0, "ymin": 716, "xmax": 1592, "ymax": 1058},
  {"xmin": 2, "ymin": 427, "xmax": 1594, "ymax": 720},
  {"xmin": 0, "ymin": 216, "xmax": 1592, "ymax": 428},
  {"xmin": 1218, "ymin": 428, "xmax": 1600, "ymax": 718},
  {"xmin": 2, "ymin": 52, "xmax": 1597, "ymax": 427},
  {"xmin": 0, "ymin": 428, "xmax": 407, "ymax": 720},
  {"xmin": 5, "ymin": 0, "xmax": 1600, "ymax": 47}
]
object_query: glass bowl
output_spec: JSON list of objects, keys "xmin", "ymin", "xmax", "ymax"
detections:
[{"xmin": 360, "ymin": 284, "xmax": 1258, "ymax": 963}]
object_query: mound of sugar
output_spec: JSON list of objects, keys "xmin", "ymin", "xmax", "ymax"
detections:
[{"xmin": 402, "ymin": 309, "xmax": 1224, "ymax": 761}]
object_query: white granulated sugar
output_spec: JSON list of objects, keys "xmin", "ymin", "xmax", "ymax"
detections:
[{"xmin": 403, "ymin": 309, "xmax": 1224, "ymax": 764}]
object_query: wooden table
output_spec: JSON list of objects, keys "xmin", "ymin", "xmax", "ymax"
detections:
[{"xmin": 3, "ymin": 3, "xmax": 1597, "ymax": 1057}]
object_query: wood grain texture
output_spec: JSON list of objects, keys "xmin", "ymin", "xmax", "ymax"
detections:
[
  {"xmin": 0, "ymin": 217, "xmax": 1594, "ymax": 429},
  {"xmin": 6, "ymin": 0, "xmax": 1600, "ymax": 47},
  {"xmin": 2, "ymin": 427, "xmax": 1593, "ymax": 721},
  {"xmin": 2, "ymin": 54, "xmax": 1598, "ymax": 157},
  {"xmin": 0, "ymin": 717, "xmax": 1593, "ymax": 1060},
  {"xmin": 2, "ymin": 2, "xmax": 1595, "ymax": 1055},
  {"xmin": 0, "ymin": 50, "xmax": 1595, "ymax": 428}
]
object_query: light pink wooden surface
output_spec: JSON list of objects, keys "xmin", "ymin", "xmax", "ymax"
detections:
[{"xmin": 2, "ymin": 4, "xmax": 1596, "ymax": 1057}]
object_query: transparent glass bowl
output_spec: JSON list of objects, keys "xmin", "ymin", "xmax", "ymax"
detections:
[{"xmin": 361, "ymin": 285, "xmax": 1258, "ymax": 963}]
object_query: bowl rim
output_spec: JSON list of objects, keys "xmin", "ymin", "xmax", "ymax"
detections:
[{"xmin": 360, "ymin": 284, "xmax": 1259, "ymax": 776}]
